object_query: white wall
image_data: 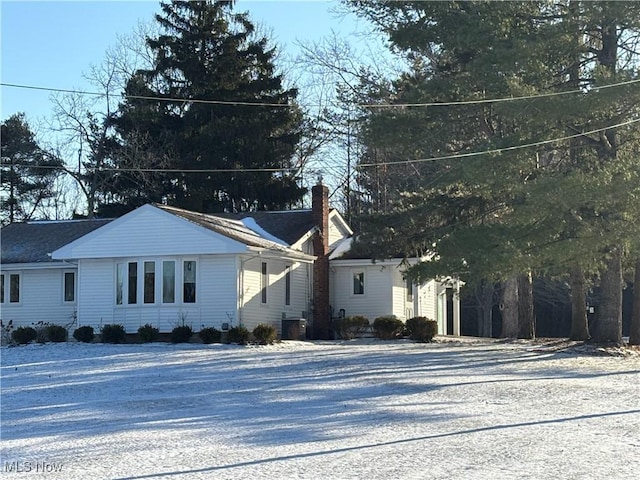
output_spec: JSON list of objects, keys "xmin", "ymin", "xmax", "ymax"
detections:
[
  {"xmin": 0, "ymin": 266, "xmax": 78, "ymax": 330},
  {"xmin": 328, "ymin": 213, "xmax": 351, "ymax": 250},
  {"xmin": 330, "ymin": 263, "xmax": 394, "ymax": 322},
  {"xmin": 240, "ymin": 256, "xmax": 310, "ymax": 334},
  {"xmin": 390, "ymin": 267, "xmax": 414, "ymax": 320},
  {"xmin": 77, "ymin": 255, "xmax": 238, "ymax": 334},
  {"xmin": 415, "ymin": 280, "xmax": 438, "ymax": 322},
  {"xmin": 54, "ymin": 205, "xmax": 244, "ymax": 260},
  {"xmin": 330, "ymin": 262, "xmax": 455, "ymax": 330}
]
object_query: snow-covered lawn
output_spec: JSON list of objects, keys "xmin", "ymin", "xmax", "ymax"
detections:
[{"xmin": 1, "ymin": 339, "xmax": 639, "ymax": 479}]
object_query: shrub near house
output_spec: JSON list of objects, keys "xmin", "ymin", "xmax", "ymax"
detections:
[
  {"xmin": 405, "ymin": 317, "xmax": 438, "ymax": 342},
  {"xmin": 199, "ymin": 327, "xmax": 221, "ymax": 344},
  {"xmin": 101, "ymin": 324, "xmax": 126, "ymax": 344},
  {"xmin": 137, "ymin": 324, "xmax": 160, "ymax": 343},
  {"xmin": 332, "ymin": 316, "xmax": 370, "ymax": 340},
  {"xmin": 252, "ymin": 324, "xmax": 277, "ymax": 345},
  {"xmin": 171, "ymin": 325, "xmax": 193, "ymax": 343},
  {"xmin": 12, "ymin": 327, "xmax": 37, "ymax": 345},
  {"xmin": 74, "ymin": 326, "xmax": 95, "ymax": 343},
  {"xmin": 227, "ymin": 326, "xmax": 249, "ymax": 345},
  {"xmin": 372, "ymin": 316, "xmax": 405, "ymax": 340},
  {"xmin": 45, "ymin": 325, "xmax": 68, "ymax": 343}
]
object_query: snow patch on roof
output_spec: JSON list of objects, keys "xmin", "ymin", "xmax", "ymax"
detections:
[
  {"xmin": 241, "ymin": 217, "xmax": 290, "ymax": 246},
  {"xmin": 329, "ymin": 236, "xmax": 353, "ymax": 259}
]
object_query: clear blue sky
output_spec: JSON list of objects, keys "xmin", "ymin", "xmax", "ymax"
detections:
[{"xmin": 1, "ymin": 0, "xmax": 370, "ymax": 124}]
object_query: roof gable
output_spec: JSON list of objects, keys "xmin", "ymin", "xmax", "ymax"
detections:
[
  {"xmin": 1, "ymin": 219, "xmax": 112, "ymax": 264},
  {"xmin": 52, "ymin": 204, "xmax": 312, "ymax": 260}
]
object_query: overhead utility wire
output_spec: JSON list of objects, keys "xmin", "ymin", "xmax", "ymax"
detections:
[
  {"xmin": 3, "ymin": 164, "xmax": 299, "ymax": 173},
  {"xmin": 9, "ymin": 117, "xmax": 638, "ymax": 174},
  {"xmin": 3, "ymin": 78, "xmax": 639, "ymax": 109},
  {"xmin": 358, "ymin": 117, "xmax": 640, "ymax": 168},
  {"xmin": 359, "ymin": 78, "xmax": 640, "ymax": 108},
  {"xmin": 0, "ymin": 82, "xmax": 295, "ymax": 108}
]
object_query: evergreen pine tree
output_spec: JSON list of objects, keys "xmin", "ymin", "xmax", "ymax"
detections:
[
  {"xmin": 346, "ymin": 1, "xmax": 640, "ymax": 343},
  {"xmin": 0, "ymin": 114, "xmax": 64, "ymax": 224},
  {"xmin": 110, "ymin": 0, "xmax": 305, "ymax": 213}
]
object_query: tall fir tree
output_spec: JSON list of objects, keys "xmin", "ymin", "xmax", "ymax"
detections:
[{"xmin": 110, "ymin": 0, "xmax": 305, "ymax": 213}]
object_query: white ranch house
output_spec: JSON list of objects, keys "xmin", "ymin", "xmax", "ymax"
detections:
[{"xmin": 0, "ymin": 184, "xmax": 460, "ymax": 338}]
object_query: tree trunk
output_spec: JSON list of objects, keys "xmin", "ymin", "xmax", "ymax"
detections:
[
  {"xmin": 501, "ymin": 277, "xmax": 519, "ymax": 338},
  {"xmin": 629, "ymin": 258, "xmax": 640, "ymax": 346},
  {"xmin": 593, "ymin": 247, "xmax": 623, "ymax": 345},
  {"xmin": 517, "ymin": 272, "xmax": 535, "ymax": 339},
  {"xmin": 475, "ymin": 279, "xmax": 494, "ymax": 338},
  {"xmin": 569, "ymin": 266, "xmax": 590, "ymax": 340}
]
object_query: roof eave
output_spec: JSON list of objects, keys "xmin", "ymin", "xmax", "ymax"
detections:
[
  {"xmin": 246, "ymin": 246, "xmax": 316, "ymax": 263},
  {"xmin": 0, "ymin": 261, "xmax": 75, "ymax": 270}
]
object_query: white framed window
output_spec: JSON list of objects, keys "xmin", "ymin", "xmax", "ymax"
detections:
[
  {"xmin": 406, "ymin": 278, "xmax": 414, "ymax": 302},
  {"xmin": 162, "ymin": 260, "xmax": 175, "ymax": 303},
  {"xmin": 128, "ymin": 262, "xmax": 138, "ymax": 304},
  {"xmin": 353, "ymin": 271, "xmax": 365, "ymax": 295},
  {"xmin": 261, "ymin": 262, "xmax": 268, "ymax": 304},
  {"xmin": 144, "ymin": 261, "xmax": 155, "ymax": 304},
  {"xmin": 115, "ymin": 259, "xmax": 197, "ymax": 306},
  {"xmin": 284, "ymin": 265, "xmax": 291, "ymax": 306},
  {"xmin": 63, "ymin": 271, "xmax": 76, "ymax": 303},
  {"xmin": 116, "ymin": 263, "xmax": 124, "ymax": 305},
  {"xmin": 183, "ymin": 260, "xmax": 196, "ymax": 303},
  {"xmin": 9, "ymin": 273, "xmax": 21, "ymax": 303}
]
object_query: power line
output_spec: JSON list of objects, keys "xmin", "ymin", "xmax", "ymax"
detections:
[
  {"xmin": 0, "ymin": 82, "xmax": 297, "ymax": 108},
  {"xmin": 358, "ymin": 117, "xmax": 640, "ymax": 168},
  {"xmin": 6, "ymin": 118, "xmax": 637, "ymax": 173},
  {"xmin": 3, "ymin": 77, "xmax": 639, "ymax": 110},
  {"xmin": 359, "ymin": 78, "xmax": 640, "ymax": 108},
  {"xmin": 1, "ymin": 164, "xmax": 300, "ymax": 174}
]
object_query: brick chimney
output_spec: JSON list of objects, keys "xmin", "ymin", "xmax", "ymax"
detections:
[{"xmin": 312, "ymin": 181, "xmax": 331, "ymax": 339}]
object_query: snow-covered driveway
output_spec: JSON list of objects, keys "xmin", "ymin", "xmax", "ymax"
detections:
[{"xmin": 1, "ymin": 339, "xmax": 639, "ymax": 479}]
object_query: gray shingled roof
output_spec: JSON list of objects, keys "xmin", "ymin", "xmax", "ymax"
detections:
[
  {"xmin": 218, "ymin": 210, "xmax": 316, "ymax": 246},
  {"xmin": 1, "ymin": 205, "xmax": 320, "ymax": 265},
  {"xmin": 155, "ymin": 205, "xmax": 308, "ymax": 253},
  {"xmin": 1, "ymin": 219, "xmax": 113, "ymax": 264}
]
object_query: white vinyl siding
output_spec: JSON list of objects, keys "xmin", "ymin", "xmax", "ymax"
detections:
[
  {"xmin": 327, "ymin": 214, "xmax": 352, "ymax": 250},
  {"xmin": 53, "ymin": 205, "xmax": 246, "ymax": 260},
  {"xmin": 78, "ymin": 256, "xmax": 237, "ymax": 333},
  {"xmin": 330, "ymin": 264, "xmax": 393, "ymax": 322},
  {"xmin": 391, "ymin": 268, "xmax": 411, "ymax": 320},
  {"xmin": 420, "ymin": 280, "xmax": 438, "ymax": 322},
  {"xmin": 331, "ymin": 262, "xmax": 446, "ymax": 325},
  {"xmin": 0, "ymin": 267, "xmax": 78, "ymax": 329},
  {"xmin": 241, "ymin": 257, "xmax": 309, "ymax": 334}
]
